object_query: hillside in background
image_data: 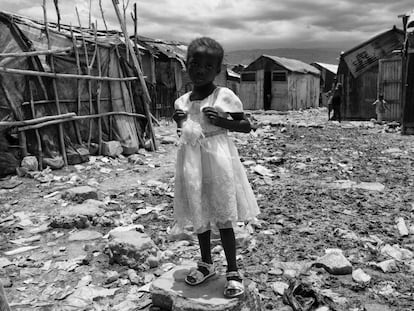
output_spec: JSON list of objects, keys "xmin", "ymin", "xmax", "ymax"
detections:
[{"xmin": 224, "ymin": 47, "xmax": 343, "ymax": 67}]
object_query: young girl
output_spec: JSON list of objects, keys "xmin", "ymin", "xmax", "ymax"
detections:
[
  {"xmin": 172, "ymin": 37, "xmax": 260, "ymax": 298},
  {"xmin": 372, "ymin": 94, "xmax": 389, "ymax": 123}
]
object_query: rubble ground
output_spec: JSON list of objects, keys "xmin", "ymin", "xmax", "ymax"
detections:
[{"xmin": 1, "ymin": 108, "xmax": 414, "ymax": 311}]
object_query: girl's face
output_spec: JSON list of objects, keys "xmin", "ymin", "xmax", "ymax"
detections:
[{"xmin": 187, "ymin": 47, "xmax": 221, "ymax": 87}]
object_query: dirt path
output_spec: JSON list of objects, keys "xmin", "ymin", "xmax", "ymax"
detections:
[{"xmin": 1, "ymin": 108, "xmax": 414, "ymax": 311}]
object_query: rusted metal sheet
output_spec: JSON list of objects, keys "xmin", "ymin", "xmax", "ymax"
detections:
[
  {"xmin": 378, "ymin": 58, "xmax": 402, "ymax": 121},
  {"xmin": 343, "ymin": 29, "xmax": 404, "ymax": 78}
]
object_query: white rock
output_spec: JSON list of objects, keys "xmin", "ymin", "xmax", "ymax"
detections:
[
  {"xmin": 68, "ymin": 230, "xmax": 103, "ymax": 241},
  {"xmin": 271, "ymin": 281, "xmax": 289, "ymax": 295},
  {"xmin": 396, "ymin": 217, "xmax": 409, "ymax": 236},
  {"xmin": 315, "ymin": 249, "xmax": 352, "ymax": 275},
  {"xmin": 381, "ymin": 244, "xmax": 414, "ymax": 261},
  {"xmin": 21, "ymin": 156, "xmax": 38, "ymax": 171},
  {"xmin": 102, "ymin": 141, "xmax": 123, "ymax": 157},
  {"xmin": 376, "ymin": 259, "xmax": 399, "ymax": 273},
  {"xmin": 352, "ymin": 268, "xmax": 371, "ymax": 284}
]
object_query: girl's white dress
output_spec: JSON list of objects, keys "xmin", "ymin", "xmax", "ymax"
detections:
[{"xmin": 173, "ymin": 87, "xmax": 260, "ymax": 234}]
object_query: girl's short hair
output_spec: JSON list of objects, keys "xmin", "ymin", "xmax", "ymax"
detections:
[{"xmin": 186, "ymin": 37, "xmax": 224, "ymax": 67}]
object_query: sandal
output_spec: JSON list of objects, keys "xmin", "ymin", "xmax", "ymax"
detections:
[
  {"xmin": 224, "ymin": 271, "xmax": 245, "ymax": 298},
  {"xmin": 185, "ymin": 261, "xmax": 216, "ymax": 286}
]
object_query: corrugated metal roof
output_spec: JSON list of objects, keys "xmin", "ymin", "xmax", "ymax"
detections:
[
  {"xmin": 227, "ymin": 68, "xmax": 240, "ymax": 79},
  {"xmin": 263, "ymin": 55, "xmax": 320, "ymax": 75},
  {"xmin": 312, "ymin": 62, "xmax": 338, "ymax": 74}
]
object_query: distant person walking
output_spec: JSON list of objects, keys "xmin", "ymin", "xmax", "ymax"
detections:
[
  {"xmin": 331, "ymin": 82, "xmax": 342, "ymax": 122},
  {"xmin": 372, "ymin": 94, "xmax": 389, "ymax": 123}
]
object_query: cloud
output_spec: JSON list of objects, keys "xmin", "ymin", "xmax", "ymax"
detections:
[{"xmin": 1, "ymin": 0, "xmax": 411, "ymax": 52}]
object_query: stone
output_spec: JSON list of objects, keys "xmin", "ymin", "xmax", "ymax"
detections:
[
  {"xmin": 160, "ymin": 136, "xmax": 177, "ymax": 145},
  {"xmin": 271, "ymin": 281, "xmax": 289, "ymax": 295},
  {"xmin": 68, "ymin": 230, "xmax": 103, "ymax": 241},
  {"xmin": 234, "ymin": 226, "xmax": 251, "ymax": 249},
  {"xmin": 381, "ymin": 244, "xmax": 414, "ymax": 261},
  {"xmin": 61, "ymin": 200, "xmax": 105, "ymax": 218},
  {"xmin": 376, "ymin": 260, "xmax": 399, "ymax": 273},
  {"xmin": 67, "ymin": 147, "xmax": 90, "ymax": 165},
  {"xmin": 271, "ymin": 260, "xmax": 313, "ymax": 278},
  {"xmin": 0, "ymin": 258, "xmax": 12, "ymax": 269},
  {"xmin": 21, "ymin": 156, "xmax": 38, "ymax": 171},
  {"xmin": 49, "ymin": 215, "xmax": 90, "ymax": 229},
  {"xmin": 128, "ymin": 154, "xmax": 146, "ymax": 165},
  {"xmin": 105, "ymin": 271, "xmax": 120, "ymax": 284},
  {"xmin": 102, "ymin": 141, "xmax": 123, "ymax": 157},
  {"xmin": 396, "ymin": 217, "xmax": 409, "ymax": 236},
  {"xmin": 127, "ymin": 269, "xmax": 141, "ymax": 285},
  {"xmin": 314, "ymin": 249, "xmax": 352, "ymax": 275},
  {"xmin": 63, "ymin": 186, "xmax": 98, "ymax": 203},
  {"xmin": 150, "ymin": 264, "xmax": 262, "ymax": 311},
  {"xmin": 107, "ymin": 231, "xmax": 159, "ymax": 270},
  {"xmin": 364, "ymin": 303, "xmax": 391, "ymax": 311},
  {"xmin": 42, "ymin": 156, "xmax": 64, "ymax": 170},
  {"xmin": 352, "ymin": 268, "xmax": 371, "ymax": 284},
  {"xmin": 147, "ymin": 255, "xmax": 160, "ymax": 268}
]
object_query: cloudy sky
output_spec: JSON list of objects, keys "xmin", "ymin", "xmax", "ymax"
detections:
[{"xmin": 1, "ymin": 0, "xmax": 412, "ymax": 51}]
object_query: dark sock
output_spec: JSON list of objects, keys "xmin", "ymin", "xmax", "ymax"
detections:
[
  {"xmin": 195, "ymin": 230, "xmax": 212, "ymax": 277},
  {"xmin": 219, "ymin": 228, "xmax": 242, "ymax": 281}
]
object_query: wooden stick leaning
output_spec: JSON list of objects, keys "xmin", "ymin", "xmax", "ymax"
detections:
[
  {"xmin": 28, "ymin": 80, "xmax": 44, "ymax": 169},
  {"xmin": 0, "ymin": 46, "xmax": 81, "ymax": 58},
  {"xmin": 17, "ymin": 111, "xmax": 146, "ymax": 131},
  {"xmin": 43, "ymin": 0, "xmax": 68, "ymax": 166},
  {"xmin": 0, "ymin": 113, "xmax": 75, "ymax": 127},
  {"xmin": 111, "ymin": 0, "xmax": 157, "ymax": 150},
  {"xmin": 0, "ymin": 67, "xmax": 139, "ymax": 82},
  {"xmin": 76, "ymin": 7, "xmax": 94, "ymax": 149},
  {"xmin": 93, "ymin": 22, "xmax": 103, "ymax": 154},
  {"xmin": 70, "ymin": 24, "xmax": 83, "ymax": 145}
]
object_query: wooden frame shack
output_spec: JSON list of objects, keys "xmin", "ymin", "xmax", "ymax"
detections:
[
  {"xmin": 310, "ymin": 62, "xmax": 338, "ymax": 107},
  {"xmin": 239, "ymin": 55, "xmax": 320, "ymax": 111},
  {"xmin": 337, "ymin": 26, "xmax": 405, "ymax": 121},
  {"xmin": 0, "ymin": 5, "xmax": 156, "ymax": 175}
]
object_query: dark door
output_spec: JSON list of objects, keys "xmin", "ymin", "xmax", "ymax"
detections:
[{"xmin": 264, "ymin": 71, "xmax": 271, "ymax": 110}]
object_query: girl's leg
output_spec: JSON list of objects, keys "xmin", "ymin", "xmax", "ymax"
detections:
[
  {"xmin": 185, "ymin": 230, "xmax": 215, "ymax": 285},
  {"xmin": 220, "ymin": 227, "xmax": 244, "ymax": 297},
  {"xmin": 198, "ymin": 230, "xmax": 212, "ymax": 264},
  {"xmin": 219, "ymin": 228, "xmax": 237, "ymax": 272}
]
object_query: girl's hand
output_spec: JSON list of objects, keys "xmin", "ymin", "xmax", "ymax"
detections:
[
  {"xmin": 202, "ymin": 107, "xmax": 220, "ymax": 125},
  {"xmin": 173, "ymin": 109, "xmax": 187, "ymax": 123}
]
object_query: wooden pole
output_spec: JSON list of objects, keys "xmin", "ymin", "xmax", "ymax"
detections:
[
  {"xmin": 112, "ymin": 0, "xmax": 157, "ymax": 150},
  {"xmin": 114, "ymin": 45, "xmax": 145, "ymax": 148},
  {"xmin": 1, "ymin": 113, "xmax": 76, "ymax": 126},
  {"xmin": 43, "ymin": 0, "xmax": 68, "ymax": 166},
  {"xmin": 93, "ymin": 22, "xmax": 103, "ymax": 154},
  {"xmin": 0, "ymin": 67, "xmax": 139, "ymax": 82},
  {"xmin": 17, "ymin": 111, "xmax": 146, "ymax": 131},
  {"xmin": 99, "ymin": 0, "xmax": 109, "ymax": 33},
  {"xmin": 0, "ymin": 46, "xmax": 81, "ymax": 58},
  {"xmin": 53, "ymin": 0, "xmax": 61, "ymax": 31},
  {"xmin": 70, "ymin": 24, "xmax": 83, "ymax": 145},
  {"xmin": 28, "ymin": 80, "xmax": 43, "ymax": 169},
  {"xmin": 21, "ymin": 97, "xmax": 123, "ymax": 106},
  {"xmin": 76, "ymin": 7, "xmax": 94, "ymax": 149},
  {"xmin": 88, "ymin": 0, "xmax": 92, "ymax": 29}
]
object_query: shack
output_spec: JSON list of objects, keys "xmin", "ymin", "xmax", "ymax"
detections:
[
  {"xmin": 337, "ymin": 26, "xmax": 405, "ymax": 120},
  {"xmin": 239, "ymin": 55, "xmax": 320, "ymax": 111},
  {"xmin": 0, "ymin": 10, "xmax": 156, "ymax": 175},
  {"xmin": 136, "ymin": 36, "xmax": 187, "ymax": 118},
  {"xmin": 310, "ymin": 62, "xmax": 338, "ymax": 106}
]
